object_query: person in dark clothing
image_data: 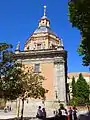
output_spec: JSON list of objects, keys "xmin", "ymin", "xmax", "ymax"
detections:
[
  {"xmin": 42, "ymin": 108, "xmax": 46, "ymax": 119},
  {"xmin": 58, "ymin": 108, "xmax": 62, "ymax": 116},
  {"xmin": 58, "ymin": 104, "xmax": 68, "ymax": 120},
  {"xmin": 72, "ymin": 106, "xmax": 77, "ymax": 120},
  {"xmin": 36, "ymin": 106, "xmax": 43, "ymax": 119},
  {"xmin": 68, "ymin": 107, "xmax": 73, "ymax": 120}
]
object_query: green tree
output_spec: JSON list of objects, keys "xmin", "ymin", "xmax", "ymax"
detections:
[
  {"xmin": 70, "ymin": 76, "xmax": 77, "ymax": 106},
  {"xmin": 19, "ymin": 66, "xmax": 47, "ymax": 120},
  {"xmin": 72, "ymin": 76, "xmax": 76, "ymax": 98},
  {"xmin": 0, "ymin": 43, "xmax": 23, "ymax": 102},
  {"xmin": 68, "ymin": 0, "xmax": 90, "ymax": 66},
  {"xmin": 76, "ymin": 73, "xmax": 89, "ymax": 105}
]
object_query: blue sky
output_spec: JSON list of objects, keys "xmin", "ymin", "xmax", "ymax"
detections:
[{"xmin": 0, "ymin": 0, "xmax": 89, "ymax": 72}]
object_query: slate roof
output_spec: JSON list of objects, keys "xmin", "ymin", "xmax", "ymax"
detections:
[{"xmin": 34, "ymin": 26, "xmax": 55, "ymax": 35}]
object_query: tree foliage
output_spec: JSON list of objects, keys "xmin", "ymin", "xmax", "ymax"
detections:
[
  {"xmin": 72, "ymin": 76, "xmax": 76, "ymax": 98},
  {"xmin": 0, "ymin": 43, "xmax": 23, "ymax": 101},
  {"xmin": 68, "ymin": 0, "xmax": 90, "ymax": 66},
  {"xmin": 70, "ymin": 73, "xmax": 89, "ymax": 105},
  {"xmin": 19, "ymin": 66, "xmax": 47, "ymax": 100},
  {"xmin": 17, "ymin": 66, "xmax": 47, "ymax": 120},
  {"xmin": 76, "ymin": 73, "xmax": 89, "ymax": 104}
]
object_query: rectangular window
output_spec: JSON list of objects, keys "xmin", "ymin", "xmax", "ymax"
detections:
[
  {"xmin": 34, "ymin": 63, "xmax": 40, "ymax": 73},
  {"xmin": 37, "ymin": 44, "xmax": 41, "ymax": 50}
]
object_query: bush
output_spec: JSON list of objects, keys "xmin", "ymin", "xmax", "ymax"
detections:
[{"xmin": 69, "ymin": 97, "xmax": 78, "ymax": 106}]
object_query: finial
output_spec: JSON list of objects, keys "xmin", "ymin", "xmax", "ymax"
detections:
[
  {"xmin": 16, "ymin": 41, "xmax": 20, "ymax": 51},
  {"xmin": 61, "ymin": 39, "xmax": 64, "ymax": 47},
  {"xmin": 44, "ymin": 5, "xmax": 47, "ymax": 16}
]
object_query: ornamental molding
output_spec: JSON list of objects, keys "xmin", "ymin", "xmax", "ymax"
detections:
[{"xmin": 15, "ymin": 49, "xmax": 66, "ymax": 59}]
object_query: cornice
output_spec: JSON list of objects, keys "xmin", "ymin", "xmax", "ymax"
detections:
[{"xmin": 15, "ymin": 49, "xmax": 67, "ymax": 60}]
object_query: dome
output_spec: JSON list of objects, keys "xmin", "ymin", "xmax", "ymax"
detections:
[
  {"xmin": 41, "ymin": 15, "xmax": 48, "ymax": 19},
  {"xmin": 34, "ymin": 26, "xmax": 56, "ymax": 35},
  {"xmin": 33, "ymin": 5, "xmax": 57, "ymax": 36},
  {"xmin": 24, "ymin": 6, "xmax": 62, "ymax": 51}
]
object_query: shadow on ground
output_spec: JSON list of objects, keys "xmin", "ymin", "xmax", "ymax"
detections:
[{"xmin": 0, "ymin": 116, "xmax": 67, "ymax": 120}]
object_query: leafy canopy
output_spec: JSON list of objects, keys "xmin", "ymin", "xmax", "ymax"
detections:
[
  {"xmin": 70, "ymin": 73, "xmax": 89, "ymax": 105},
  {"xmin": 19, "ymin": 66, "xmax": 47, "ymax": 100},
  {"xmin": 72, "ymin": 76, "xmax": 76, "ymax": 98},
  {"xmin": 0, "ymin": 43, "xmax": 23, "ymax": 100},
  {"xmin": 76, "ymin": 73, "xmax": 89, "ymax": 102},
  {"xmin": 68, "ymin": 0, "xmax": 90, "ymax": 66}
]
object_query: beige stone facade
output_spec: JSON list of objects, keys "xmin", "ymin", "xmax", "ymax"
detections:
[{"xmin": 15, "ymin": 6, "xmax": 67, "ymax": 108}]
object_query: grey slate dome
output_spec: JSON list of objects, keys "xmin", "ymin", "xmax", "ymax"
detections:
[
  {"xmin": 34, "ymin": 26, "xmax": 56, "ymax": 35},
  {"xmin": 33, "ymin": 14, "xmax": 57, "ymax": 36},
  {"xmin": 41, "ymin": 15, "xmax": 48, "ymax": 20}
]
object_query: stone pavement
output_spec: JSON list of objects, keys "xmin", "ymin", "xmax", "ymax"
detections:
[
  {"xmin": 0, "ymin": 109, "xmax": 89, "ymax": 120},
  {"xmin": 0, "ymin": 109, "xmax": 55, "ymax": 119},
  {"xmin": 0, "ymin": 110, "xmax": 16, "ymax": 119}
]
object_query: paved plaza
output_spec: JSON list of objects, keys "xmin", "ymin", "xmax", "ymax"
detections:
[{"xmin": 0, "ymin": 108, "xmax": 89, "ymax": 119}]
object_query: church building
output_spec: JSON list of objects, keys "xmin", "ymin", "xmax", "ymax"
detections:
[{"xmin": 15, "ymin": 6, "xmax": 67, "ymax": 110}]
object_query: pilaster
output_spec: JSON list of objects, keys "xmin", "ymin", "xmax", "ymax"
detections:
[{"xmin": 53, "ymin": 57, "xmax": 66, "ymax": 104}]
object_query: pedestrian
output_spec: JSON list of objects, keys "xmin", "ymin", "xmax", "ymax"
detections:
[
  {"xmin": 36, "ymin": 106, "xmax": 43, "ymax": 119},
  {"xmin": 86, "ymin": 106, "xmax": 90, "ymax": 116},
  {"xmin": 58, "ymin": 108, "xmax": 62, "ymax": 117},
  {"xmin": 68, "ymin": 107, "xmax": 73, "ymax": 120},
  {"xmin": 42, "ymin": 108, "xmax": 46, "ymax": 119},
  {"xmin": 72, "ymin": 106, "xmax": 77, "ymax": 120},
  {"xmin": 58, "ymin": 104, "xmax": 68, "ymax": 120}
]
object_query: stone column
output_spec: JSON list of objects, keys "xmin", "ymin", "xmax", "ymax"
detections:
[{"xmin": 54, "ymin": 58, "xmax": 66, "ymax": 104}]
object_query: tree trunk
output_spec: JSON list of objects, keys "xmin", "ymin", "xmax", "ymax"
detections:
[
  {"xmin": 20, "ymin": 98, "xmax": 24, "ymax": 120},
  {"xmin": 17, "ymin": 98, "xmax": 20, "ymax": 120}
]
